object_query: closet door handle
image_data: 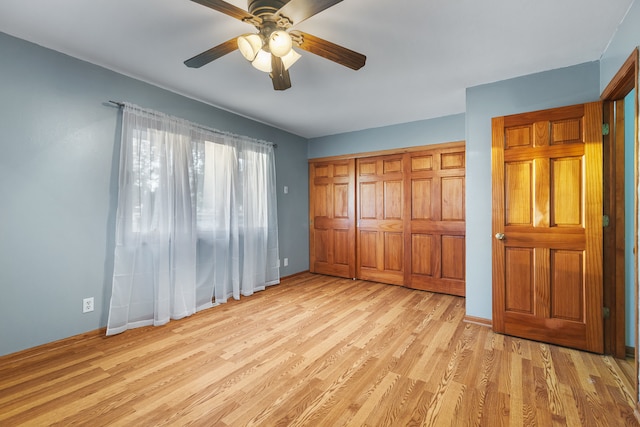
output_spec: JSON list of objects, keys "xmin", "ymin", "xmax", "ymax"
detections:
[{"xmin": 495, "ymin": 233, "xmax": 505, "ymax": 240}]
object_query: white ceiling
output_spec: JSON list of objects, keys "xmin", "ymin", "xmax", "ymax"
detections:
[{"xmin": 0, "ymin": 0, "xmax": 634, "ymax": 138}]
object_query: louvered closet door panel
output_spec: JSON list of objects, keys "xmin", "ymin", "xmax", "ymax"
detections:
[
  {"xmin": 309, "ymin": 159, "xmax": 356, "ymax": 278},
  {"xmin": 356, "ymin": 155, "xmax": 405, "ymax": 285},
  {"xmin": 406, "ymin": 147, "xmax": 466, "ymax": 296}
]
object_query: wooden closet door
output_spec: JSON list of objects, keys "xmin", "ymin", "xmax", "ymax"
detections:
[
  {"xmin": 309, "ymin": 159, "xmax": 356, "ymax": 278},
  {"xmin": 356, "ymin": 155, "xmax": 405, "ymax": 285},
  {"xmin": 406, "ymin": 147, "xmax": 466, "ymax": 296}
]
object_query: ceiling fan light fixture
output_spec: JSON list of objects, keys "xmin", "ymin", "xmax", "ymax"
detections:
[
  {"xmin": 183, "ymin": 0, "xmax": 367, "ymax": 90},
  {"xmin": 268, "ymin": 30, "xmax": 293, "ymax": 57},
  {"xmin": 251, "ymin": 49, "xmax": 272, "ymax": 73},
  {"xmin": 237, "ymin": 33, "xmax": 263, "ymax": 61},
  {"xmin": 282, "ymin": 48, "xmax": 301, "ymax": 70}
]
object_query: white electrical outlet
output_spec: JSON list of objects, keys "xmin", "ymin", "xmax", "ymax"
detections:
[
  {"xmin": 83, "ymin": 297, "xmax": 94, "ymax": 313},
  {"xmin": 284, "ymin": 258, "xmax": 289, "ymax": 267},
  {"xmin": 283, "ymin": 186, "xmax": 289, "ymax": 194}
]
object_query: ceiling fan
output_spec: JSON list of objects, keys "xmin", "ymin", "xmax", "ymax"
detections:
[{"xmin": 184, "ymin": 0, "xmax": 367, "ymax": 91}]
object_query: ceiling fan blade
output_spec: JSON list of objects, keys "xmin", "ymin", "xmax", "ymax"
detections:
[
  {"xmin": 291, "ymin": 31, "xmax": 366, "ymax": 70},
  {"xmin": 190, "ymin": 0, "xmax": 261, "ymax": 24},
  {"xmin": 270, "ymin": 55, "xmax": 291, "ymax": 91},
  {"xmin": 184, "ymin": 38, "xmax": 238, "ymax": 68},
  {"xmin": 276, "ymin": 0, "xmax": 342, "ymax": 26}
]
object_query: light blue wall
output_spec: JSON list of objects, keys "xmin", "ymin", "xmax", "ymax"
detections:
[
  {"xmin": 465, "ymin": 62, "xmax": 601, "ymax": 319},
  {"xmin": 308, "ymin": 114, "xmax": 466, "ymax": 159},
  {"xmin": 625, "ymin": 89, "xmax": 636, "ymax": 346},
  {"xmin": 0, "ymin": 32, "xmax": 308, "ymax": 356},
  {"xmin": 2, "ymin": 0, "xmax": 638, "ymax": 357},
  {"xmin": 600, "ymin": 1, "xmax": 640, "ymax": 94}
]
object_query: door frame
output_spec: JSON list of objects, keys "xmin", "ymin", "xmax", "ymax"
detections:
[{"xmin": 600, "ymin": 48, "xmax": 638, "ymax": 361}]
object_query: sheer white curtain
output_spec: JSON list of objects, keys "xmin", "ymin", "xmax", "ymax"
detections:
[{"xmin": 107, "ymin": 104, "xmax": 279, "ymax": 335}]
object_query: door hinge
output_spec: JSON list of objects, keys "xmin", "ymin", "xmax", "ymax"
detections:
[
  {"xmin": 603, "ymin": 307, "xmax": 610, "ymax": 319},
  {"xmin": 603, "ymin": 215, "xmax": 610, "ymax": 227},
  {"xmin": 602, "ymin": 123, "xmax": 610, "ymax": 136}
]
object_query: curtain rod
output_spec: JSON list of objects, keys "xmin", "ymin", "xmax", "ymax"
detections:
[{"xmin": 107, "ymin": 100, "xmax": 277, "ymax": 149}]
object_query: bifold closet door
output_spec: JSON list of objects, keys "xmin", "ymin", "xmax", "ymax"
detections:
[
  {"xmin": 356, "ymin": 155, "xmax": 405, "ymax": 285},
  {"xmin": 309, "ymin": 159, "xmax": 356, "ymax": 278},
  {"xmin": 405, "ymin": 148, "xmax": 466, "ymax": 296},
  {"xmin": 309, "ymin": 143, "xmax": 466, "ymax": 297}
]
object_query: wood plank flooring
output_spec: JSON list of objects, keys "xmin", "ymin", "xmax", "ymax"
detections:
[{"xmin": 1, "ymin": 273, "xmax": 638, "ymax": 426}]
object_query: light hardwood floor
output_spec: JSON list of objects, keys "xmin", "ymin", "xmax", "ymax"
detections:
[{"xmin": 1, "ymin": 273, "xmax": 638, "ymax": 426}]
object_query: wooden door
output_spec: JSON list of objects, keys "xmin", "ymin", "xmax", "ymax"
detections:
[
  {"xmin": 356, "ymin": 155, "xmax": 405, "ymax": 285},
  {"xmin": 309, "ymin": 159, "xmax": 356, "ymax": 278},
  {"xmin": 406, "ymin": 147, "xmax": 466, "ymax": 296},
  {"xmin": 492, "ymin": 102, "xmax": 603, "ymax": 353}
]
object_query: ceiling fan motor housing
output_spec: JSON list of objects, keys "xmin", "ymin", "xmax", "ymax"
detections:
[{"xmin": 248, "ymin": 0, "xmax": 289, "ymax": 17}]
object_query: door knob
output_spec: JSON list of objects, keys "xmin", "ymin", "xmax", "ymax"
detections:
[{"xmin": 495, "ymin": 233, "xmax": 505, "ymax": 240}]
